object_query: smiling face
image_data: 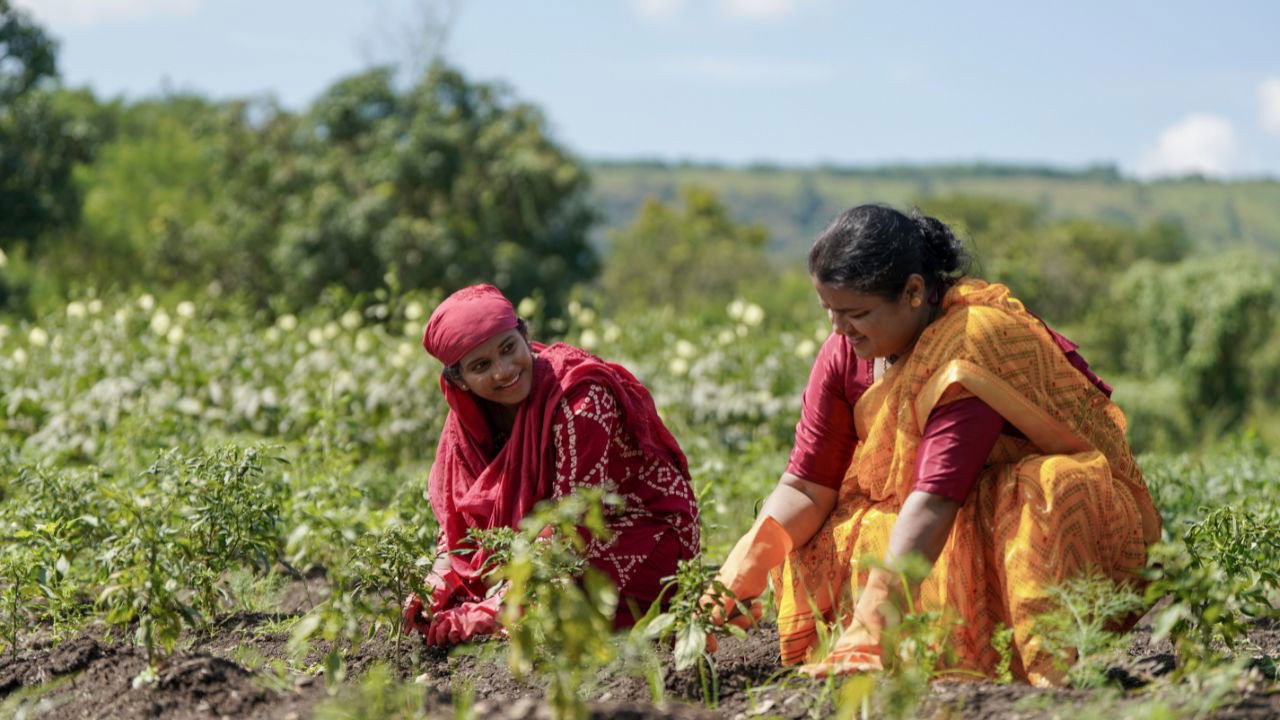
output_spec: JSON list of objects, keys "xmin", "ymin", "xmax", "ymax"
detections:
[
  {"xmin": 453, "ymin": 328, "xmax": 534, "ymax": 407},
  {"xmin": 812, "ymin": 274, "xmax": 931, "ymax": 360}
]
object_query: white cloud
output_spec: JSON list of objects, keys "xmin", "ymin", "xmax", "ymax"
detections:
[
  {"xmin": 717, "ymin": 0, "xmax": 799, "ymax": 20},
  {"xmin": 12, "ymin": 0, "xmax": 202, "ymax": 28},
  {"xmin": 663, "ymin": 54, "xmax": 830, "ymax": 85},
  {"xmin": 1260, "ymin": 78, "xmax": 1280, "ymax": 138},
  {"xmin": 631, "ymin": 0, "xmax": 683, "ymax": 21},
  {"xmin": 1138, "ymin": 114, "xmax": 1239, "ymax": 178}
]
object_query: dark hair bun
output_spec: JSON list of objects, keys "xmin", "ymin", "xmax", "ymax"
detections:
[{"xmin": 911, "ymin": 211, "xmax": 964, "ymax": 275}]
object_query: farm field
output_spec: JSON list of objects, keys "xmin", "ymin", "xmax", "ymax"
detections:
[{"xmin": 1, "ymin": 290, "xmax": 1278, "ymax": 719}]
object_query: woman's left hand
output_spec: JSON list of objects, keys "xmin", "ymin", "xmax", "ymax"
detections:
[{"xmin": 426, "ymin": 593, "xmax": 505, "ymax": 647}]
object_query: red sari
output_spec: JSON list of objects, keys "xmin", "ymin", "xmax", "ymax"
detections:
[{"xmin": 426, "ymin": 342, "xmax": 700, "ymax": 622}]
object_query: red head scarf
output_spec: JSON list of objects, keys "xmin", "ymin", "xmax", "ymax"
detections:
[{"xmin": 422, "ymin": 285, "xmax": 518, "ymax": 366}]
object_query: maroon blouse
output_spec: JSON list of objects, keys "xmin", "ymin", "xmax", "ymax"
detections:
[{"xmin": 786, "ymin": 320, "xmax": 1110, "ymax": 504}]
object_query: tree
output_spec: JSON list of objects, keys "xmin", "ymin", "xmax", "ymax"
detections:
[
  {"xmin": 602, "ymin": 185, "xmax": 771, "ymax": 310},
  {"xmin": 198, "ymin": 64, "xmax": 598, "ymax": 313},
  {"xmin": 0, "ymin": 1, "xmax": 94, "ymax": 250},
  {"xmin": 917, "ymin": 194, "xmax": 1190, "ymax": 325}
]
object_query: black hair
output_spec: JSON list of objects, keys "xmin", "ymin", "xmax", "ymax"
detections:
[
  {"xmin": 443, "ymin": 318, "xmax": 530, "ymax": 388},
  {"xmin": 807, "ymin": 204, "xmax": 969, "ymax": 300}
]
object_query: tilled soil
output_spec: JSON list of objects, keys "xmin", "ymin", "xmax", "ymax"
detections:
[{"xmin": 2, "ymin": 602, "xmax": 1278, "ymax": 719}]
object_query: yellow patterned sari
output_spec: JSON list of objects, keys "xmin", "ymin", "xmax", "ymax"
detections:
[{"xmin": 772, "ymin": 278, "xmax": 1162, "ymax": 686}]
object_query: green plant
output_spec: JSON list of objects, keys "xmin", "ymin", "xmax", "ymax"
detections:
[
  {"xmin": 1145, "ymin": 505, "xmax": 1280, "ymax": 673},
  {"xmin": 490, "ymin": 489, "xmax": 620, "ymax": 720},
  {"xmin": 349, "ymin": 521, "xmax": 437, "ymax": 654},
  {"xmin": 1034, "ymin": 571, "xmax": 1145, "ymax": 688},
  {"xmin": 631, "ymin": 554, "xmax": 747, "ymax": 705},
  {"xmin": 313, "ymin": 663, "xmax": 429, "ymax": 720}
]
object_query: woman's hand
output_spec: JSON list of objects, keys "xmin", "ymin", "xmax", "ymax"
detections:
[
  {"xmin": 699, "ymin": 474, "xmax": 836, "ymax": 650},
  {"xmin": 426, "ymin": 594, "xmax": 504, "ymax": 647},
  {"xmin": 801, "ymin": 491, "xmax": 959, "ymax": 675}
]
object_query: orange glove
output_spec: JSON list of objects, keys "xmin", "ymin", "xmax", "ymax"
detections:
[
  {"xmin": 801, "ymin": 566, "xmax": 898, "ymax": 676},
  {"xmin": 701, "ymin": 514, "xmax": 794, "ymax": 633}
]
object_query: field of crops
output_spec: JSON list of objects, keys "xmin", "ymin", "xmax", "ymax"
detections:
[{"xmin": 1, "ymin": 289, "xmax": 1279, "ymax": 719}]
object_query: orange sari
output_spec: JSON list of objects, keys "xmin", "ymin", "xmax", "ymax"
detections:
[{"xmin": 772, "ymin": 279, "xmax": 1162, "ymax": 686}]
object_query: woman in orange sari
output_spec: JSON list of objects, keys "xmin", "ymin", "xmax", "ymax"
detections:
[{"xmin": 706, "ymin": 205, "xmax": 1161, "ymax": 686}]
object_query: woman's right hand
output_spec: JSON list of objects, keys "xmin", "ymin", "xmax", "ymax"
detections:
[{"xmin": 699, "ymin": 514, "xmax": 794, "ymax": 651}]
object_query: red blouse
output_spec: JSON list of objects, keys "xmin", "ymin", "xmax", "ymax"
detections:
[{"xmin": 786, "ymin": 320, "xmax": 1110, "ymax": 503}]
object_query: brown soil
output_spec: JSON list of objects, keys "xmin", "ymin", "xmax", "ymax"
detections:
[{"xmin": 2, "ymin": 591, "xmax": 1277, "ymax": 719}]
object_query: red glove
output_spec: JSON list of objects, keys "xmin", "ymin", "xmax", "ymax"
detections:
[
  {"xmin": 402, "ymin": 566, "xmax": 465, "ymax": 638},
  {"xmin": 426, "ymin": 593, "xmax": 504, "ymax": 647}
]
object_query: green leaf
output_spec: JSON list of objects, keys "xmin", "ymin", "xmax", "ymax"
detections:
[
  {"xmin": 674, "ymin": 623, "xmax": 706, "ymax": 671},
  {"xmin": 641, "ymin": 613, "xmax": 676, "ymax": 641}
]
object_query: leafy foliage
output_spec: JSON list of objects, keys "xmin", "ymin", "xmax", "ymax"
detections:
[
  {"xmin": 601, "ymin": 185, "xmax": 772, "ymax": 311},
  {"xmin": 1145, "ymin": 505, "xmax": 1280, "ymax": 672},
  {"xmin": 478, "ymin": 490, "xmax": 621, "ymax": 720},
  {"xmin": 1033, "ymin": 571, "xmax": 1145, "ymax": 688}
]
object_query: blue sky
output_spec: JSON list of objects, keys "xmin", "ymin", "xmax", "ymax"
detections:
[{"xmin": 15, "ymin": 0, "xmax": 1280, "ymax": 177}]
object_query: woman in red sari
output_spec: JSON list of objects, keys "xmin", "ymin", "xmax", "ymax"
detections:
[{"xmin": 403, "ymin": 285, "xmax": 700, "ymax": 647}]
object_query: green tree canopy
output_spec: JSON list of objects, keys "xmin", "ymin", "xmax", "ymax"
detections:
[
  {"xmin": 916, "ymin": 194, "xmax": 1190, "ymax": 324},
  {"xmin": 602, "ymin": 185, "xmax": 771, "ymax": 310},
  {"xmin": 0, "ymin": 1, "xmax": 94, "ymax": 250}
]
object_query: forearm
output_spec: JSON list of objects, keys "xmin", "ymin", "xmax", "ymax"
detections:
[
  {"xmin": 758, "ymin": 473, "xmax": 837, "ymax": 547},
  {"xmin": 885, "ymin": 490, "xmax": 960, "ymax": 569}
]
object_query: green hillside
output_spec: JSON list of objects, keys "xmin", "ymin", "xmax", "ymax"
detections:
[{"xmin": 588, "ymin": 162, "xmax": 1280, "ymax": 256}]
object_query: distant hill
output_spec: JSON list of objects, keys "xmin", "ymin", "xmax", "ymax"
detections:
[{"xmin": 587, "ymin": 162, "xmax": 1280, "ymax": 258}]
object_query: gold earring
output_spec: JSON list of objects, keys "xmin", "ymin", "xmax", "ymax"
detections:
[{"xmin": 911, "ymin": 297, "xmax": 922, "ymax": 308}]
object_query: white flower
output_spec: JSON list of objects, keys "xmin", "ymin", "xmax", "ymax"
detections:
[
  {"xmin": 736, "ymin": 324, "xmax": 748, "ymax": 338},
  {"xmin": 675, "ymin": 339, "xmax": 696, "ymax": 358},
  {"xmin": 323, "ymin": 321, "xmax": 340, "ymax": 340},
  {"xmin": 335, "ymin": 370, "xmax": 355, "ymax": 390},
  {"xmin": 114, "ymin": 309, "xmax": 129, "ymax": 325},
  {"xmin": 517, "ymin": 297, "xmax": 538, "ymax": 317},
  {"xmin": 66, "ymin": 301, "xmax": 87, "ymax": 319},
  {"xmin": 150, "ymin": 311, "xmax": 171, "ymax": 336},
  {"xmin": 0, "ymin": 248, "xmax": 7, "ymax": 268},
  {"xmin": 265, "ymin": 327, "xmax": 281, "ymax": 343},
  {"xmin": 355, "ymin": 332, "xmax": 374, "ymax": 354},
  {"xmin": 576, "ymin": 307, "xmax": 596, "ymax": 326},
  {"xmin": 307, "ymin": 328, "xmax": 324, "ymax": 347},
  {"xmin": 404, "ymin": 301, "xmax": 426, "ymax": 321},
  {"xmin": 727, "ymin": 299, "xmax": 745, "ymax": 320},
  {"xmin": 579, "ymin": 329, "xmax": 599, "ymax": 349},
  {"xmin": 340, "ymin": 310, "xmax": 362, "ymax": 330},
  {"xmin": 0, "ymin": 324, "xmax": 8, "ymax": 341},
  {"xmin": 742, "ymin": 303, "xmax": 765, "ymax": 327},
  {"xmin": 11, "ymin": 348, "xmax": 26, "ymax": 366},
  {"xmin": 28, "ymin": 327, "xmax": 48, "ymax": 346},
  {"xmin": 166, "ymin": 326, "xmax": 185, "ymax": 345},
  {"xmin": 87, "ymin": 299, "xmax": 103, "ymax": 315},
  {"xmin": 568, "ymin": 300, "xmax": 582, "ymax": 318},
  {"xmin": 276, "ymin": 314, "xmax": 298, "ymax": 331},
  {"xmin": 815, "ymin": 326, "xmax": 830, "ymax": 342},
  {"xmin": 138, "ymin": 294, "xmax": 155, "ymax": 312},
  {"xmin": 405, "ymin": 321, "xmax": 420, "ymax": 338},
  {"xmin": 175, "ymin": 397, "xmax": 202, "ymax": 415},
  {"xmin": 176, "ymin": 301, "xmax": 196, "ymax": 319},
  {"xmin": 795, "ymin": 339, "xmax": 817, "ymax": 358},
  {"xmin": 603, "ymin": 322, "xmax": 621, "ymax": 343},
  {"xmin": 717, "ymin": 329, "xmax": 735, "ymax": 345},
  {"xmin": 668, "ymin": 357, "xmax": 689, "ymax": 376}
]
